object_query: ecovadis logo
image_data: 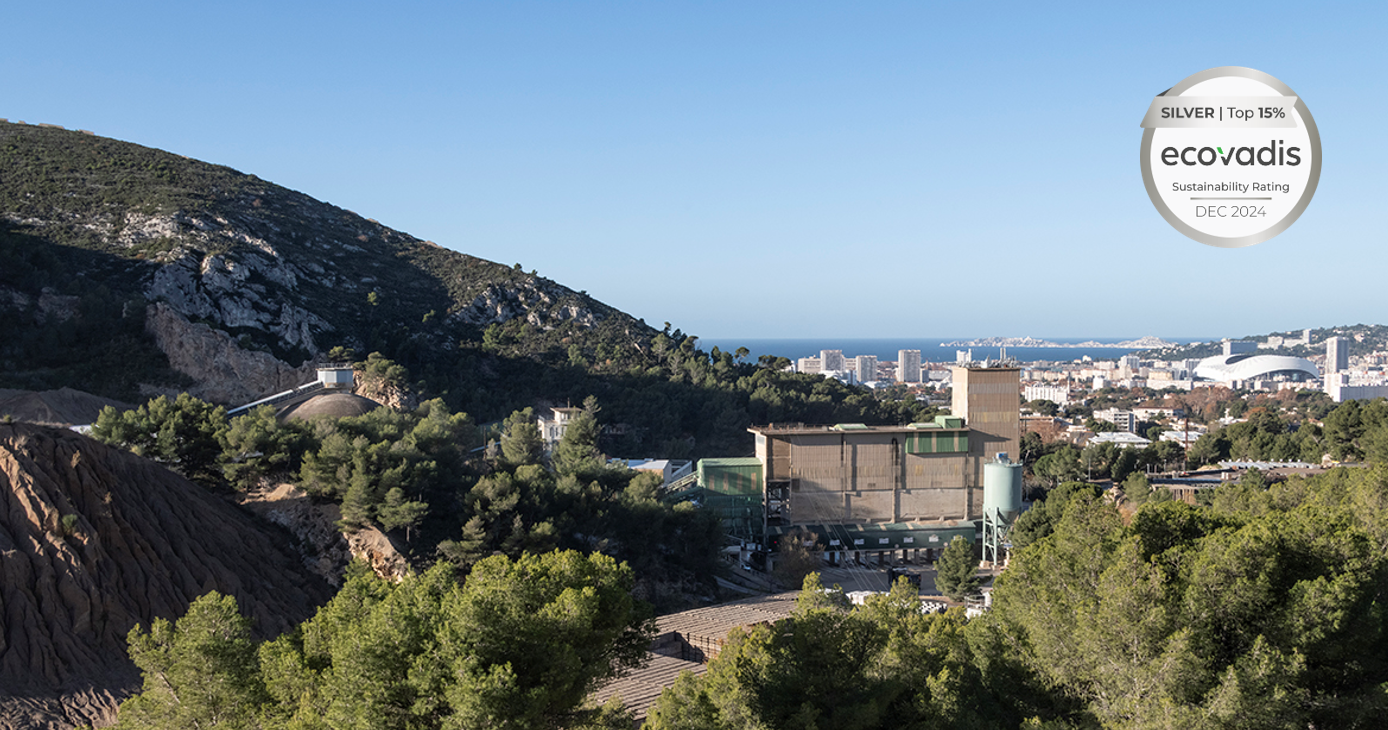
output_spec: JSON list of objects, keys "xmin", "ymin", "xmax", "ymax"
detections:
[
  {"xmin": 1140, "ymin": 67, "xmax": 1321, "ymax": 248},
  {"xmin": 1160, "ymin": 140, "xmax": 1300, "ymax": 167}
]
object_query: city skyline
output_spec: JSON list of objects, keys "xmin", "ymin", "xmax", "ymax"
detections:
[{"xmin": 4, "ymin": 2, "xmax": 1385, "ymax": 339}]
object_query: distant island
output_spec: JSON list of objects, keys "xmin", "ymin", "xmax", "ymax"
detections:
[{"xmin": 940, "ymin": 336, "xmax": 1180, "ymax": 349}]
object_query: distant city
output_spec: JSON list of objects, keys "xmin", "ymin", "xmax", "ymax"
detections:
[
  {"xmin": 705, "ymin": 330, "xmax": 1385, "ymax": 457},
  {"xmin": 714, "ymin": 329, "xmax": 1385, "ymax": 411}
]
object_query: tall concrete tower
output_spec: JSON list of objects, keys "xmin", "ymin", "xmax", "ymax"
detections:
[
  {"xmin": 897, "ymin": 349, "xmax": 922, "ymax": 383},
  {"xmin": 820, "ymin": 350, "xmax": 846, "ymax": 371},
  {"xmin": 1326, "ymin": 336, "xmax": 1348, "ymax": 374},
  {"xmin": 951, "ymin": 365, "xmax": 1020, "ymax": 519},
  {"xmin": 854, "ymin": 355, "xmax": 878, "ymax": 383}
]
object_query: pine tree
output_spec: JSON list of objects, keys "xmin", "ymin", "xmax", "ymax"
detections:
[
  {"xmin": 934, "ymin": 536, "xmax": 980, "ymax": 602},
  {"xmin": 116, "ymin": 593, "xmax": 266, "ymax": 729},
  {"xmin": 551, "ymin": 409, "xmax": 603, "ymax": 478}
]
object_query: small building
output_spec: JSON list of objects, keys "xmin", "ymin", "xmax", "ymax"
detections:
[
  {"xmin": 317, "ymin": 366, "xmax": 355, "ymax": 389},
  {"xmin": 537, "ymin": 406, "xmax": 584, "ymax": 447},
  {"xmin": 1093, "ymin": 408, "xmax": 1139, "ymax": 433}
]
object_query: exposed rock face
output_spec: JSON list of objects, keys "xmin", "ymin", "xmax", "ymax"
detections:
[
  {"xmin": 145, "ymin": 248, "xmax": 330, "ymax": 354},
  {"xmin": 454, "ymin": 280, "xmax": 601, "ymax": 330},
  {"xmin": 234, "ymin": 483, "xmax": 350, "ymax": 586},
  {"xmin": 0, "ymin": 424, "xmax": 333, "ymax": 729},
  {"xmin": 353, "ymin": 372, "xmax": 419, "ymax": 413},
  {"xmin": 345, "ymin": 526, "xmax": 411, "ymax": 583},
  {"xmin": 144, "ymin": 302, "xmax": 314, "ymax": 405},
  {"xmin": 236, "ymin": 484, "xmax": 409, "ymax": 587}
]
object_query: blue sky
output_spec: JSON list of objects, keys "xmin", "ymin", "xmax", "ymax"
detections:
[{"xmin": 5, "ymin": 2, "xmax": 1385, "ymax": 340}]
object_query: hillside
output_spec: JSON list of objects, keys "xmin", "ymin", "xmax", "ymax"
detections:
[
  {"xmin": 0, "ymin": 120, "xmax": 654, "ymax": 406},
  {"xmin": 0, "ymin": 423, "xmax": 334, "ymax": 729},
  {"xmin": 1139, "ymin": 324, "xmax": 1388, "ymax": 362},
  {"xmin": 0, "ymin": 121, "xmax": 937, "ymax": 462}
]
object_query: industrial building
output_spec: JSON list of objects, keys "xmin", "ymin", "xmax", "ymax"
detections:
[{"xmin": 676, "ymin": 365, "xmax": 1022, "ymax": 565}]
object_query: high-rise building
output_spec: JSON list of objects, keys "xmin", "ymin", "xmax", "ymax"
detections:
[
  {"xmin": 1023, "ymin": 384, "xmax": 1069, "ymax": 405},
  {"xmin": 797, "ymin": 357, "xmax": 822, "ymax": 374},
  {"xmin": 820, "ymin": 350, "xmax": 846, "ymax": 371},
  {"xmin": 1223, "ymin": 340, "xmax": 1257, "ymax": 356},
  {"xmin": 855, "ymin": 355, "xmax": 878, "ymax": 384},
  {"xmin": 897, "ymin": 349, "xmax": 922, "ymax": 383},
  {"xmin": 1326, "ymin": 336, "xmax": 1348, "ymax": 374}
]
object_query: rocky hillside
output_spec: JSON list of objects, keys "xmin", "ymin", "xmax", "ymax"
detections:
[
  {"xmin": 0, "ymin": 423, "xmax": 334, "ymax": 729},
  {"xmin": 0, "ymin": 121, "xmax": 655, "ymax": 406}
]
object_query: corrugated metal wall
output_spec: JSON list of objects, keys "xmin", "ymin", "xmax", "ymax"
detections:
[
  {"xmin": 764, "ymin": 431, "xmax": 971, "ymax": 525},
  {"xmin": 699, "ymin": 459, "xmax": 763, "ymax": 496}
]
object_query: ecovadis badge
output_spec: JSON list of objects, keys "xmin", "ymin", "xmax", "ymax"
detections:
[{"xmin": 1140, "ymin": 67, "xmax": 1320, "ymax": 248}]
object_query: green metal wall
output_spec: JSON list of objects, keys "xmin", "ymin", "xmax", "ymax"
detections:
[
  {"xmin": 696, "ymin": 458, "xmax": 765, "ymax": 540},
  {"xmin": 698, "ymin": 458, "xmax": 763, "ymax": 496},
  {"xmin": 904, "ymin": 430, "xmax": 970, "ymax": 454}
]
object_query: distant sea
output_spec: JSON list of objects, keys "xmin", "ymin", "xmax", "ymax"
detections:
[{"xmin": 698, "ymin": 337, "xmax": 1204, "ymax": 366}]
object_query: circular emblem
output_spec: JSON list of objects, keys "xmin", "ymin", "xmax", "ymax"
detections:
[{"xmin": 1140, "ymin": 67, "xmax": 1320, "ymax": 248}]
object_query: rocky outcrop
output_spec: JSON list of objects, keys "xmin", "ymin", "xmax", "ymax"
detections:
[
  {"xmin": 143, "ymin": 302, "xmax": 314, "ymax": 405},
  {"xmin": 145, "ymin": 248, "xmax": 330, "ymax": 354},
  {"xmin": 345, "ymin": 526, "xmax": 411, "ymax": 583},
  {"xmin": 236, "ymin": 485, "xmax": 410, "ymax": 586},
  {"xmin": 234, "ymin": 483, "xmax": 350, "ymax": 586},
  {"xmin": 353, "ymin": 371, "xmax": 419, "ymax": 412},
  {"xmin": 0, "ymin": 424, "xmax": 334, "ymax": 729},
  {"xmin": 454, "ymin": 280, "xmax": 602, "ymax": 330}
]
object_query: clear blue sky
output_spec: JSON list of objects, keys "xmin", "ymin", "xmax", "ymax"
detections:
[{"xmin": 5, "ymin": 2, "xmax": 1384, "ymax": 340}]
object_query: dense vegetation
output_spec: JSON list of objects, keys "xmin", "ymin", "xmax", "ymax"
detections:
[
  {"xmin": 91, "ymin": 382, "xmax": 726, "ymax": 607},
  {"xmin": 645, "ymin": 465, "xmax": 1388, "ymax": 729},
  {"xmin": 115, "ymin": 551, "xmax": 651, "ymax": 730},
  {"xmin": 124, "ymin": 458, "xmax": 1388, "ymax": 729}
]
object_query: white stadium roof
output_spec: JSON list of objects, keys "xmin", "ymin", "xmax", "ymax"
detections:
[{"xmin": 1193, "ymin": 354, "xmax": 1320, "ymax": 383}]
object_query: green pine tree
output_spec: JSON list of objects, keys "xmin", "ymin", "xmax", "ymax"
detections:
[
  {"xmin": 934, "ymin": 536, "xmax": 981, "ymax": 602},
  {"xmin": 116, "ymin": 593, "xmax": 266, "ymax": 729}
]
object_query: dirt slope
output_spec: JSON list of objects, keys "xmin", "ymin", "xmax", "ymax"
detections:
[
  {"xmin": 0, "ymin": 423, "xmax": 332, "ymax": 729},
  {"xmin": 0, "ymin": 388, "xmax": 133, "ymax": 427}
]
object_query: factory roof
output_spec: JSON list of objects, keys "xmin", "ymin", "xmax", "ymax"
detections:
[{"xmin": 750, "ymin": 415, "xmax": 967, "ymax": 436}]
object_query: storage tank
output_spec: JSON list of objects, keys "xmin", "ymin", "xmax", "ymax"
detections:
[{"xmin": 982, "ymin": 453, "xmax": 1024, "ymax": 521}]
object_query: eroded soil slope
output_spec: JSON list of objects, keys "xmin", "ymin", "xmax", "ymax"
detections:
[{"xmin": 0, "ymin": 423, "xmax": 332, "ymax": 729}]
